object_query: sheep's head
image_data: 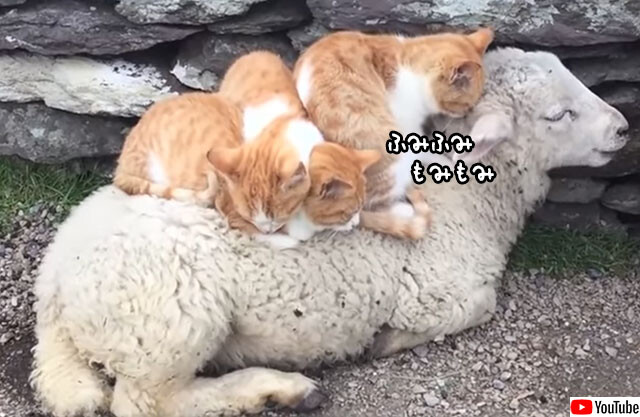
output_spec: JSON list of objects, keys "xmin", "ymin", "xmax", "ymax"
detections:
[{"xmin": 457, "ymin": 48, "xmax": 630, "ymax": 170}]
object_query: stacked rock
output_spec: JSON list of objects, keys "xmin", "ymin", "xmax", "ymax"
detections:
[{"xmin": 0, "ymin": 0, "xmax": 638, "ymax": 234}]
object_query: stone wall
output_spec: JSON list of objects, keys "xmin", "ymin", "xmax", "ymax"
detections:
[{"xmin": 1, "ymin": 0, "xmax": 639, "ymax": 236}]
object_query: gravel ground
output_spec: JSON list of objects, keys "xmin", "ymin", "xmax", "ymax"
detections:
[{"xmin": 1, "ymin": 204, "xmax": 639, "ymax": 417}]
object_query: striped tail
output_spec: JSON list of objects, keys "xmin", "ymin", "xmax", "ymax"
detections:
[{"xmin": 113, "ymin": 171, "xmax": 219, "ymax": 207}]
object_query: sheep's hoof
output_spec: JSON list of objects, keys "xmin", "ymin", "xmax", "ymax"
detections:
[
  {"xmin": 292, "ymin": 387, "xmax": 328, "ymax": 412},
  {"xmin": 368, "ymin": 325, "xmax": 403, "ymax": 359}
]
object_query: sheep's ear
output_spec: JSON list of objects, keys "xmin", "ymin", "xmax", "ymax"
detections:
[{"xmin": 455, "ymin": 113, "xmax": 513, "ymax": 164}]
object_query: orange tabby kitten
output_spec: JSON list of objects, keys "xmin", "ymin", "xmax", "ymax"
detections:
[
  {"xmin": 214, "ymin": 50, "xmax": 322, "ymax": 235},
  {"xmin": 113, "ymin": 91, "xmax": 311, "ymax": 235},
  {"xmin": 219, "ymin": 50, "xmax": 381, "ymax": 249},
  {"xmin": 113, "ymin": 92, "xmax": 239, "ymax": 205},
  {"xmin": 294, "ymin": 28, "xmax": 495, "ymax": 240},
  {"xmin": 219, "ymin": 50, "xmax": 306, "ymax": 141},
  {"xmin": 256, "ymin": 142, "xmax": 381, "ymax": 249}
]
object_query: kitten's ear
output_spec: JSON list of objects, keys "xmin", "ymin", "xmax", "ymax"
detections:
[
  {"xmin": 207, "ymin": 147, "xmax": 243, "ymax": 180},
  {"xmin": 320, "ymin": 178, "xmax": 352, "ymax": 199},
  {"xmin": 450, "ymin": 60, "xmax": 481, "ymax": 89},
  {"xmin": 466, "ymin": 27, "xmax": 494, "ymax": 55},
  {"xmin": 280, "ymin": 162, "xmax": 308, "ymax": 191},
  {"xmin": 455, "ymin": 112, "xmax": 513, "ymax": 164},
  {"xmin": 353, "ymin": 149, "xmax": 382, "ymax": 173}
]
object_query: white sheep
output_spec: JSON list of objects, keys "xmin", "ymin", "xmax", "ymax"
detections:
[{"xmin": 30, "ymin": 47, "xmax": 629, "ymax": 417}]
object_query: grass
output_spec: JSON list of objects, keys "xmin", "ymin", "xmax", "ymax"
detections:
[
  {"xmin": 508, "ymin": 225, "xmax": 639, "ymax": 276},
  {"xmin": 0, "ymin": 158, "xmax": 108, "ymax": 232},
  {"xmin": 1, "ymin": 157, "xmax": 637, "ymax": 275}
]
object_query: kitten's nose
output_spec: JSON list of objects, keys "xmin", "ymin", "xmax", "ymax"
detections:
[
  {"xmin": 256, "ymin": 223, "xmax": 271, "ymax": 233},
  {"xmin": 264, "ymin": 222, "xmax": 283, "ymax": 233}
]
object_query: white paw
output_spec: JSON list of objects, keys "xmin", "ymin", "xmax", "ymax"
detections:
[
  {"xmin": 408, "ymin": 215, "xmax": 428, "ymax": 239},
  {"xmin": 331, "ymin": 213, "xmax": 360, "ymax": 232},
  {"xmin": 390, "ymin": 202, "xmax": 414, "ymax": 218},
  {"xmin": 350, "ymin": 212, "xmax": 361, "ymax": 228},
  {"xmin": 254, "ymin": 233, "xmax": 300, "ymax": 250}
]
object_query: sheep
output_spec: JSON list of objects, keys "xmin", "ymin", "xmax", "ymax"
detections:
[{"xmin": 30, "ymin": 47, "xmax": 629, "ymax": 417}]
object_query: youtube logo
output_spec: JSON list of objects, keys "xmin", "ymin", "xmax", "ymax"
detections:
[
  {"xmin": 570, "ymin": 397, "xmax": 640, "ymax": 415},
  {"xmin": 571, "ymin": 399, "xmax": 593, "ymax": 415}
]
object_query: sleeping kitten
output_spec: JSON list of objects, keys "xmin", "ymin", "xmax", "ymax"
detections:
[
  {"xmin": 255, "ymin": 142, "xmax": 381, "ymax": 250},
  {"xmin": 113, "ymin": 92, "xmax": 310, "ymax": 235},
  {"xmin": 294, "ymin": 27, "xmax": 495, "ymax": 240},
  {"xmin": 219, "ymin": 50, "xmax": 307, "ymax": 140},
  {"xmin": 217, "ymin": 50, "xmax": 316, "ymax": 234},
  {"xmin": 114, "ymin": 92, "xmax": 240, "ymax": 206},
  {"xmin": 220, "ymin": 50, "xmax": 381, "ymax": 248}
]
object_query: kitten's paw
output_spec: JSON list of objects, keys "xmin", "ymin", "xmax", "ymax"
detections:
[
  {"xmin": 195, "ymin": 171, "xmax": 219, "ymax": 206},
  {"xmin": 422, "ymin": 209, "xmax": 433, "ymax": 230},
  {"xmin": 390, "ymin": 202, "xmax": 415, "ymax": 218},
  {"xmin": 406, "ymin": 186, "xmax": 425, "ymax": 201},
  {"xmin": 406, "ymin": 187, "xmax": 432, "ymax": 229},
  {"xmin": 332, "ymin": 213, "xmax": 361, "ymax": 232},
  {"xmin": 406, "ymin": 215, "xmax": 428, "ymax": 240},
  {"xmin": 254, "ymin": 233, "xmax": 300, "ymax": 250}
]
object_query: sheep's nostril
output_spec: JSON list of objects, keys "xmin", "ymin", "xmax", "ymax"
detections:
[{"xmin": 616, "ymin": 118, "xmax": 630, "ymax": 136}]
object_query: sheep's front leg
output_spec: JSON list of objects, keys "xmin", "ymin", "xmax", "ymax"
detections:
[
  {"xmin": 158, "ymin": 368, "xmax": 326, "ymax": 417},
  {"xmin": 368, "ymin": 326, "xmax": 441, "ymax": 359},
  {"xmin": 369, "ymin": 282, "xmax": 497, "ymax": 359}
]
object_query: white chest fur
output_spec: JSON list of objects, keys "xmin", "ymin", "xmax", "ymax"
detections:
[
  {"xmin": 243, "ymin": 95, "xmax": 324, "ymax": 168},
  {"xmin": 242, "ymin": 96, "xmax": 291, "ymax": 142},
  {"xmin": 386, "ymin": 67, "xmax": 449, "ymax": 198},
  {"xmin": 387, "ymin": 67, "xmax": 440, "ymax": 135},
  {"xmin": 285, "ymin": 118, "xmax": 325, "ymax": 167},
  {"xmin": 286, "ymin": 210, "xmax": 323, "ymax": 241}
]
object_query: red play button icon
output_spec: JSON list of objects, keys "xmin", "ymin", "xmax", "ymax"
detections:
[{"xmin": 571, "ymin": 399, "xmax": 593, "ymax": 415}]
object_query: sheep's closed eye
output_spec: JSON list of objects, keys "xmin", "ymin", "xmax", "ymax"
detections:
[{"xmin": 544, "ymin": 109, "xmax": 576, "ymax": 122}]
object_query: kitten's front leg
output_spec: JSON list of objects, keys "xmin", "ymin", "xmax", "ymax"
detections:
[
  {"xmin": 224, "ymin": 208, "xmax": 300, "ymax": 249},
  {"xmin": 217, "ymin": 199, "xmax": 262, "ymax": 235},
  {"xmin": 359, "ymin": 209, "xmax": 428, "ymax": 240},
  {"xmin": 228, "ymin": 216, "xmax": 261, "ymax": 234},
  {"xmin": 224, "ymin": 209, "xmax": 300, "ymax": 249},
  {"xmin": 359, "ymin": 187, "xmax": 432, "ymax": 241},
  {"xmin": 254, "ymin": 233, "xmax": 301, "ymax": 250}
]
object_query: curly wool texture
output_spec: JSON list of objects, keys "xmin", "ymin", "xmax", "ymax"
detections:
[
  {"xmin": 31, "ymin": 47, "xmax": 630, "ymax": 417},
  {"xmin": 33, "ymin": 148, "xmax": 535, "ymax": 374}
]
